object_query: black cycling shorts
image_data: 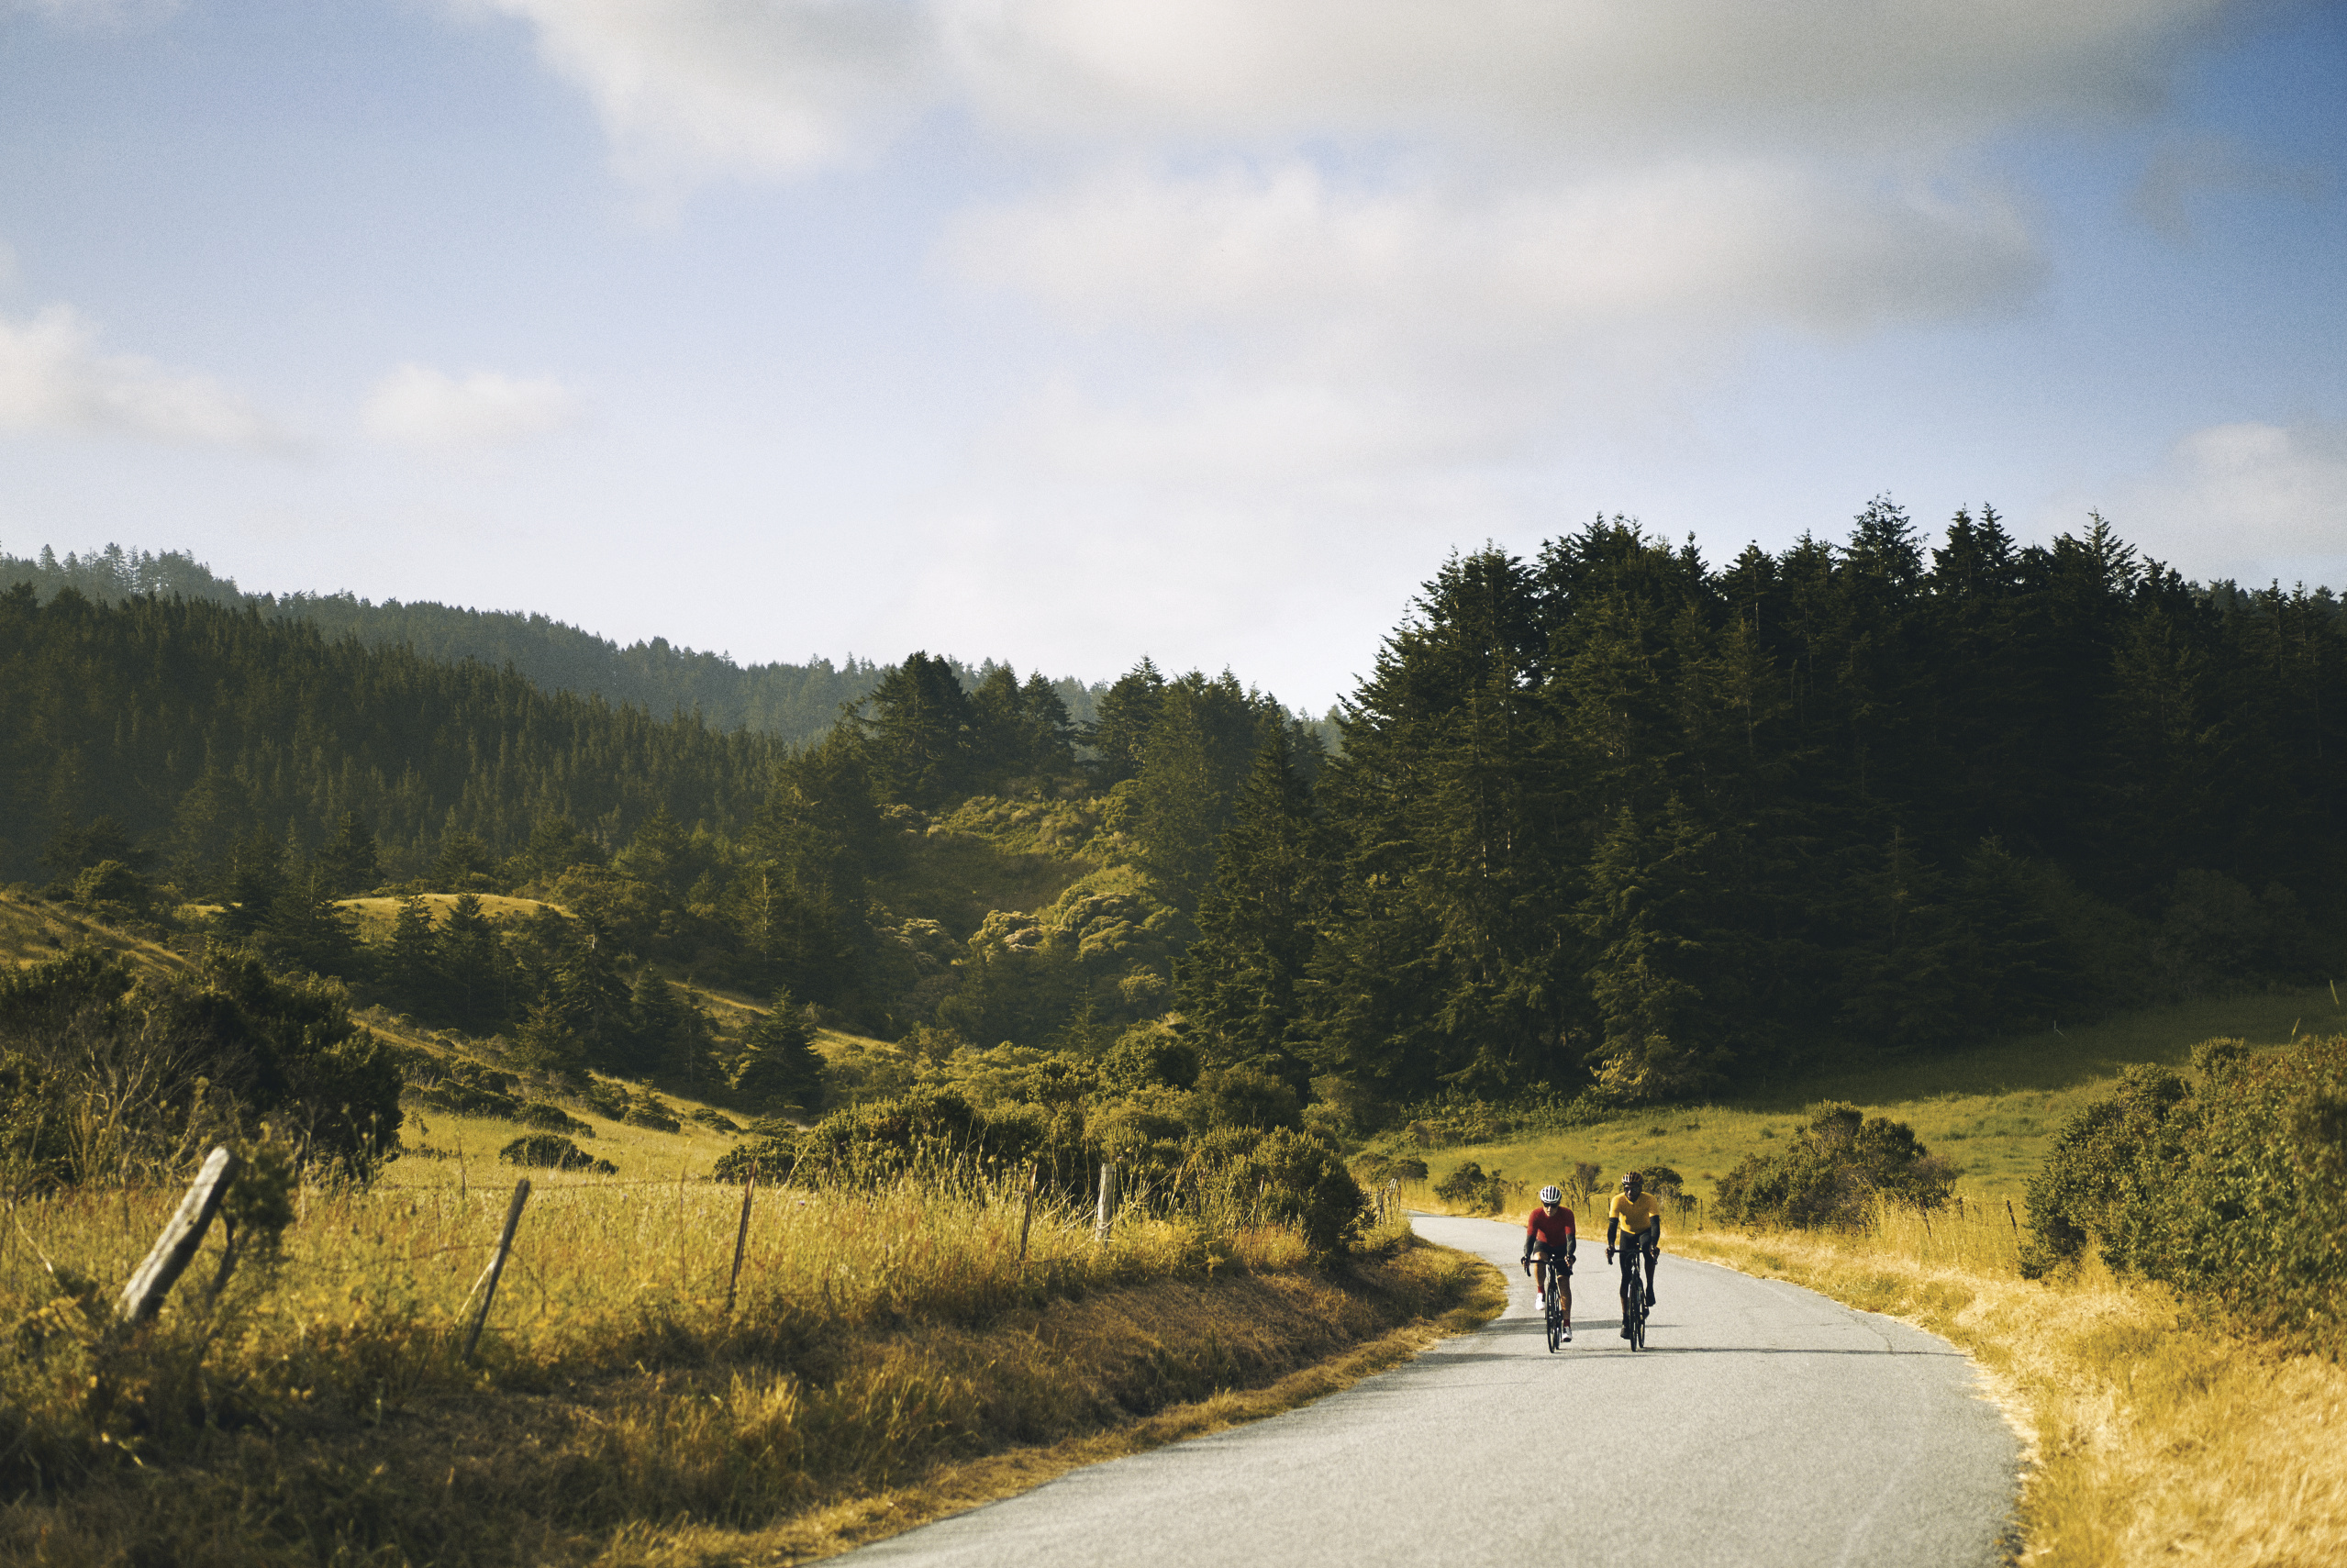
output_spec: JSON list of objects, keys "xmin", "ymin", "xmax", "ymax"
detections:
[
  {"xmin": 1616, "ymin": 1231, "xmax": 1655, "ymax": 1282},
  {"xmin": 1529, "ymin": 1242, "xmax": 1572, "ymax": 1275}
]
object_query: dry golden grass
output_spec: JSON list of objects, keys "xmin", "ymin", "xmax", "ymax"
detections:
[
  {"xmin": 401, "ymin": 1103, "xmax": 738, "ymax": 1182},
  {"xmin": 1675, "ymin": 1217, "xmax": 2347, "ymax": 1568},
  {"xmin": 335, "ymin": 893, "xmax": 565, "ymax": 939},
  {"xmin": 1, "ymin": 1159, "xmax": 1490, "ymax": 1566},
  {"xmin": 0, "ymin": 888, "xmax": 194, "ymax": 973},
  {"xmin": 1413, "ymin": 988, "xmax": 2339, "ymax": 1204}
]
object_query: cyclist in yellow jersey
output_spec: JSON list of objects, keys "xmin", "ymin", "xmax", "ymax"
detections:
[{"xmin": 1606, "ymin": 1171, "xmax": 1663, "ymax": 1335}]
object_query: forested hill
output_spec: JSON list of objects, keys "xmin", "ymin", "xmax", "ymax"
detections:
[
  {"xmin": 7, "ymin": 504, "xmax": 2344, "ymax": 1116},
  {"xmin": 0, "ymin": 542, "xmax": 1104, "ymax": 744},
  {"xmin": 1263, "ymin": 505, "xmax": 2347, "ymax": 1105},
  {"xmin": 0, "ymin": 585, "xmax": 787, "ymax": 884}
]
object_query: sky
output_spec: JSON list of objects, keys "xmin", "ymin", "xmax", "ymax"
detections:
[{"xmin": 1, "ymin": 0, "xmax": 2341, "ymax": 710}]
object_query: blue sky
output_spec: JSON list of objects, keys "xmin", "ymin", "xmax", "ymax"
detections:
[{"xmin": 2, "ymin": 0, "xmax": 2341, "ymax": 709}]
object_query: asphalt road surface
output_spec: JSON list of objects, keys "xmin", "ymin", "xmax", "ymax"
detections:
[{"xmin": 844, "ymin": 1212, "xmax": 2019, "ymax": 1568}]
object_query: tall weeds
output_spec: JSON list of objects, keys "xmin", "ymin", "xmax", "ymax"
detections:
[{"xmin": 0, "ymin": 1152, "xmax": 1435, "ymax": 1565}]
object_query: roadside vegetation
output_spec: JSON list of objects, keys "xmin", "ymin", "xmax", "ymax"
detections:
[
  {"xmin": 1406, "ymin": 1015, "xmax": 2347, "ymax": 1568},
  {"xmin": 5, "ymin": 502, "xmax": 2343, "ymax": 1562}
]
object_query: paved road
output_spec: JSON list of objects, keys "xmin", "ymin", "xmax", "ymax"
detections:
[{"xmin": 844, "ymin": 1213, "xmax": 2019, "ymax": 1568}]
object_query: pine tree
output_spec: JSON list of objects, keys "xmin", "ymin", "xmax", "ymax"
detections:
[
  {"xmin": 260, "ymin": 867, "xmax": 359, "ymax": 975},
  {"xmin": 433, "ymin": 829, "xmax": 499, "ymax": 892},
  {"xmin": 1577, "ymin": 800, "xmax": 1737, "ymax": 1104},
  {"xmin": 1178, "ymin": 726, "xmax": 1329, "ymax": 1075},
  {"xmin": 219, "ymin": 831, "xmax": 288, "ymax": 939},
  {"xmin": 384, "ymin": 895, "xmax": 443, "ymax": 1013},
  {"xmin": 1130, "ymin": 673, "xmax": 1263, "ymax": 915},
  {"xmin": 317, "ymin": 811, "xmax": 383, "ymax": 894},
  {"xmin": 856, "ymin": 651, "xmax": 975, "ymax": 807},
  {"xmin": 729, "ymin": 986, "xmax": 824, "ymax": 1115},
  {"xmin": 439, "ymin": 892, "xmax": 511, "ymax": 1033},
  {"xmin": 1083, "ymin": 658, "xmax": 1165, "ymax": 787}
]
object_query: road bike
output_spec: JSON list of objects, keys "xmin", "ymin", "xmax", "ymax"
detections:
[
  {"xmin": 1536, "ymin": 1249, "xmax": 1574, "ymax": 1351},
  {"xmin": 1618, "ymin": 1240, "xmax": 1652, "ymax": 1351}
]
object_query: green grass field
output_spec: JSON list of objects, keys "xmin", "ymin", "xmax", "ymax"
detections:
[{"xmin": 1421, "ymin": 984, "xmax": 2345, "ymax": 1205}]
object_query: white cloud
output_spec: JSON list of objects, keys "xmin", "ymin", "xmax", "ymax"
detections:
[
  {"xmin": 949, "ymin": 0, "xmax": 2225, "ymax": 151},
  {"xmin": 2104, "ymin": 419, "xmax": 2347, "ymax": 576},
  {"xmin": 479, "ymin": 0, "xmax": 2233, "ymax": 173},
  {"xmin": 362, "ymin": 363, "xmax": 587, "ymax": 450},
  {"xmin": 949, "ymin": 160, "xmax": 2041, "ymax": 484},
  {"xmin": 467, "ymin": 0, "xmax": 2248, "ymax": 514},
  {"xmin": 951, "ymin": 161, "xmax": 2040, "ymax": 343},
  {"xmin": 464, "ymin": 0, "xmax": 939, "ymax": 178},
  {"xmin": 0, "ymin": 304, "xmax": 285, "ymax": 447}
]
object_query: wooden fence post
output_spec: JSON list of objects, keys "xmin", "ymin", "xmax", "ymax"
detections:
[
  {"xmin": 725, "ymin": 1164, "xmax": 758, "ymax": 1315},
  {"xmin": 461, "ymin": 1179, "xmax": 530, "ymax": 1362},
  {"xmin": 1017, "ymin": 1160, "xmax": 1040, "ymax": 1267},
  {"xmin": 116, "ymin": 1145, "xmax": 239, "ymax": 1325},
  {"xmin": 1094, "ymin": 1162, "xmax": 1118, "ymax": 1248}
]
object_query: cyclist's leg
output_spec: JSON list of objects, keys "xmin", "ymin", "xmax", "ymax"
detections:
[
  {"xmin": 1618, "ymin": 1247, "xmax": 1640, "ymax": 1334},
  {"xmin": 1642, "ymin": 1233, "xmax": 1658, "ymax": 1306}
]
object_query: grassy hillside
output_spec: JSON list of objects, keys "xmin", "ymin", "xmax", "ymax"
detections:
[{"xmin": 1406, "ymin": 984, "xmax": 2341, "ymax": 1206}]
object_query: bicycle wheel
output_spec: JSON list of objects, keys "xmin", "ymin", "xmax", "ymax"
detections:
[{"xmin": 1545, "ymin": 1283, "xmax": 1562, "ymax": 1351}]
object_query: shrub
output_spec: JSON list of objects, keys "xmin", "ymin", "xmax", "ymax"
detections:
[
  {"xmin": 1229, "ymin": 1129, "xmax": 1367, "ymax": 1265},
  {"xmin": 515, "ymin": 1101, "xmax": 594, "ymax": 1136},
  {"xmin": 621, "ymin": 1095, "xmax": 682, "ymax": 1133},
  {"xmin": 1713, "ymin": 1103, "xmax": 1958, "ymax": 1229},
  {"xmin": 1190, "ymin": 1064, "xmax": 1301, "ymax": 1130},
  {"xmin": 1354, "ymin": 1152, "xmax": 1429, "ymax": 1186},
  {"xmin": 2023, "ymin": 1035, "xmax": 2347, "ymax": 1348},
  {"xmin": 578, "ymin": 1078, "xmax": 628, "ymax": 1119},
  {"xmin": 498, "ymin": 1134, "xmax": 614, "ymax": 1173},
  {"xmin": 0, "ymin": 944, "xmax": 403, "ymax": 1188},
  {"xmin": 1432, "ymin": 1161, "xmax": 1521, "ymax": 1215}
]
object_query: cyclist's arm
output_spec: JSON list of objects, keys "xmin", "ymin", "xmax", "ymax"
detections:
[{"xmin": 1606, "ymin": 1216, "xmax": 1619, "ymax": 1251}]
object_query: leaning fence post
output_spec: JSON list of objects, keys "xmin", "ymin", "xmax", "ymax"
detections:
[
  {"xmin": 1094, "ymin": 1161, "xmax": 1118, "ymax": 1248},
  {"xmin": 461, "ymin": 1179, "xmax": 530, "ymax": 1362},
  {"xmin": 725, "ymin": 1164, "xmax": 758, "ymax": 1315},
  {"xmin": 116, "ymin": 1145, "xmax": 239, "ymax": 1325},
  {"xmin": 1017, "ymin": 1160, "xmax": 1041, "ymax": 1266}
]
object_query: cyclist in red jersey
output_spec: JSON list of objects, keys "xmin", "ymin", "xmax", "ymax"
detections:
[{"xmin": 1521, "ymin": 1184, "xmax": 1576, "ymax": 1341}]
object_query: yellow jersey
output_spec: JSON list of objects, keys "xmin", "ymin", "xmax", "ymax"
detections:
[{"xmin": 1609, "ymin": 1191, "xmax": 1663, "ymax": 1236}]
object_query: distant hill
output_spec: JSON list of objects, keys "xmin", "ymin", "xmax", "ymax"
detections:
[{"xmin": 0, "ymin": 542, "xmax": 1105, "ymax": 746}]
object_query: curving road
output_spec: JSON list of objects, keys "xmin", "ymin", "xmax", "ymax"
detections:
[{"xmin": 844, "ymin": 1213, "xmax": 2019, "ymax": 1567}]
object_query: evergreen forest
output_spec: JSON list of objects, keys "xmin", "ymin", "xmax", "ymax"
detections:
[
  {"xmin": 5, "ymin": 499, "xmax": 2343, "ymax": 1120},
  {"xmin": 0, "ymin": 540, "xmax": 1107, "ymax": 745}
]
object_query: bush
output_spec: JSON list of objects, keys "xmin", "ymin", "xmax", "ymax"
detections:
[
  {"xmin": 1713, "ymin": 1103, "xmax": 1958, "ymax": 1229},
  {"xmin": 498, "ymin": 1134, "xmax": 614, "ymax": 1173},
  {"xmin": 1354, "ymin": 1152, "xmax": 1429, "ymax": 1186},
  {"xmin": 1432, "ymin": 1161, "xmax": 1522, "ymax": 1215},
  {"xmin": 2023, "ymin": 1035, "xmax": 2347, "ymax": 1348},
  {"xmin": 515, "ymin": 1101, "xmax": 594, "ymax": 1137},
  {"xmin": 712, "ymin": 1130, "xmax": 795, "ymax": 1184},
  {"xmin": 0, "ymin": 944, "xmax": 404, "ymax": 1188},
  {"xmin": 621, "ymin": 1095, "xmax": 682, "ymax": 1133},
  {"xmin": 1191, "ymin": 1064, "xmax": 1301, "ymax": 1130},
  {"xmin": 1229, "ymin": 1129, "xmax": 1366, "ymax": 1264}
]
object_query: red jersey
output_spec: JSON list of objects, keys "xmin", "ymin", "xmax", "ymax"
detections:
[{"xmin": 1525, "ymin": 1206, "xmax": 1576, "ymax": 1247}]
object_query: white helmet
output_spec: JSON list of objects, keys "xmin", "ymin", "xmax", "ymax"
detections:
[{"xmin": 1538, "ymin": 1184, "xmax": 1563, "ymax": 1205}]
